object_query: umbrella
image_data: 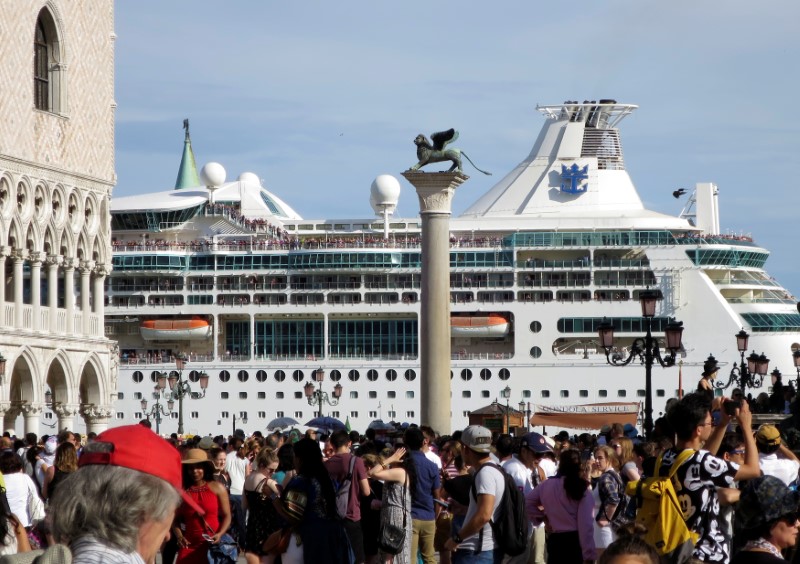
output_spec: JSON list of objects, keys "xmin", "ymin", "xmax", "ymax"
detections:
[
  {"xmin": 367, "ymin": 419, "xmax": 394, "ymax": 431},
  {"xmin": 267, "ymin": 416, "xmax": 300, "ymax": 431},
  {"xmin": 305, "ymin": 416, "xmax": 346, "ymax": 432}
]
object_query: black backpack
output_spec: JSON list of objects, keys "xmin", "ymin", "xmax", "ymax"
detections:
[
  {"xmin": 470, "ymin": 462, "xmax": 528, "ymax": 556},
  {"xmin": 332, "ymin": 454, "xmax": 357, "ymax": 519}
]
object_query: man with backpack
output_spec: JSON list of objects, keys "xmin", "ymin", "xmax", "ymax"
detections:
[
  {"xmin": 324, "ymin": 429, "xmax": 371, "ymax": 564},
  {"xmin": 655, "ymin": 392, "xmax": 761, "ymax": 564}
]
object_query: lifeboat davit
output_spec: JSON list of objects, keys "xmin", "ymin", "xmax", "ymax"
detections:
[
  {"xmin": 140, "ymin": 319, "xmax": 211, "ymax": 341},
  {"xmin": 450, "ymin": 314, "xmax": 510, "ymax": 338}
]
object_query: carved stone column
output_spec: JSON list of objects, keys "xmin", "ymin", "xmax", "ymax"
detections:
[
  {"xmin": 12, "ymin": 249, "xmax": 27, "ymax": 329},
  {"xmin": 53, "ymin": 403, "xmax": 80, "ymax": 432},
  {"xmin": 93, "ymin": 263, "xmax": 107, "ymax": 326},
  {"xmin": 0, "ymin": 402, "xmax": 15, "ymax": 434},
  {"xmin": 46, "ymin": 255, "xmax": 62, "ymax": 333},
  {"xmin": 81, "ymin": 404, "xmax": 113, "ymax": 434},
  {"xmin": 20, "ymin": 404, "xmax": 42, "ymax": 435},
  {"xmin": 79, "ymin": 260, "xmax": 94, "ymax": 335},
  {"xmin": 29, "ymin": 252, "xmax": 44, "ymax": 331},
  {"xmin": 63, "ymin": 258, "xmax": 77, "ymax": 334},
  {"xmin": 0, "ymin": 246, "xmax": 10, "ymax": 310},
  {"xmin": 401, "ymin": 171, "xmax": 468, "ymax": 435}
]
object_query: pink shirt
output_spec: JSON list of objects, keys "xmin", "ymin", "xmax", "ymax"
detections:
[{"xmin": 525, "ymin": 477, "xmax": 596, "ymax": 561}]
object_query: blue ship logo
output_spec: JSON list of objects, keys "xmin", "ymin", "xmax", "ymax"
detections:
[{"xmin": 560, "ymin": 164, "xmax": 589, "ymax": 194}]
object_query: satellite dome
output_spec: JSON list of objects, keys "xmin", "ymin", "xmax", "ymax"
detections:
[
  {"xmin": 370, "ymin": 175, "xmax": 401, "ymax": 207},
  {"xmin": 237, "ymin": 172, "xmax": 260, "ymax": 184},
  {"xmin": 200, "ymin": 162, "xmax": 226, "ymax": 188}
]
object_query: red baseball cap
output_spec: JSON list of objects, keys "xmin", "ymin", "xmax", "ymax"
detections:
[{"xmin": 79, "ymin": 424, "xmax": 204, "ymax": 515}]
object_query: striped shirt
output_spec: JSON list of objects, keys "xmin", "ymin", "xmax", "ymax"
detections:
[{"xmin": 71, "ymin": 537, "xmax": 145, "ymax": 564}]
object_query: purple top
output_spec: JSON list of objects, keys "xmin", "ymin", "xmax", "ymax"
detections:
[{"xmin": 525, "ymin": 477, "xmax": 596, "ymax": 561}]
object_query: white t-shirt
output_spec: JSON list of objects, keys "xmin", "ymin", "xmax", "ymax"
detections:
[
  {"xmin": 4, "ymin": 473, "xmax": 39, "ymax": 527},
  {"xmin": 759, "ymin": 452, "xmax": 800, "ymax": 486},
  {"xmin": 225, "ymin": 455, "xmax": 249, "ymax": 495},
  {"xmin": 424, "ymin": 449, "xmax": 443, "ymax": 470},
  {"xmin": 538, "ymin": 457, "xmax": 557, "ymax": 478},
  {"xmin": 501, "ymin": 455, "xmax": 532, "ymax": 495},
  {"xmin": 459, "ymin": 463, "xmax": 505, "ymax": 552}
]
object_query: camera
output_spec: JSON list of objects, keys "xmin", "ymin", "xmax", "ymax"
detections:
[{"xmin": 724, "ymin": 399, "xmax": 741, "ymax": 416}]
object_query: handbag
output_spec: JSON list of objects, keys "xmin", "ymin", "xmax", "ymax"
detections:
[
  {"xmin": 262, "ymin": 527, "xmax": 291, "ymax": 555},
  {"xmin": 200, "ymin": 515, "xmax": 238, "ymax": 564},
  {"xmin": 378, "ymin": 476, "xmax": 407, "ymax": 555}
]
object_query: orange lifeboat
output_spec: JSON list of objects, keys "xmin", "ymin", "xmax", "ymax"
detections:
[
  {"xmin": 140, "ymin": 319, "xmax": 211, "ymax": 341},
  {"xmin": 450, "ymin": 314, "xmax": 510, "ymax": 338}
]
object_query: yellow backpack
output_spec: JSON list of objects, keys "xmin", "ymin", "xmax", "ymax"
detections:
[{"xmin": 625, "ymin": 449, "xmax": 700, "ymax": 564}]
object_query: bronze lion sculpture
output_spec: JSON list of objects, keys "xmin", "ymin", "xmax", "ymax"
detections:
[{"xmin": 409, "ymin": 128, "xmax": 491, "ymax": 175}]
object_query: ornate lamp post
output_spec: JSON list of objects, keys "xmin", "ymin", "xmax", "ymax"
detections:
[
  {"xmin": 712, "ymin": 329, "xmax": 770, "ymax": 390},
  {"xmin": 163, "ymin": 354, "xmax": 209, "ymax": 435},
  {"xmin": 518, "ymin": 400, "xmax": 529, "ymax": 433},
  {"xmin": 141, "ymin": 385, "xmax": 174, "ymax": 435},
  {"xmin": 500, "ymin": 386, "xmax": 511, "ymax": 433},
  {"xmin": 597, "ymin": 289, "xmax": 684, "ymax": 439},
  {"xmin": 303, "ymin": 367, "xmax": 343, "ymax": 417}
]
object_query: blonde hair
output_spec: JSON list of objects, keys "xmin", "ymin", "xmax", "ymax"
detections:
[
  {"xmin": 613, "ymin": 437, "xmax": 636, "ymax": 467},
  {"xmin": 594, "ymin": 445, "xmax": 620, "ymax": 471}
]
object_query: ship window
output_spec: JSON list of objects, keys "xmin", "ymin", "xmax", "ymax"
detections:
[
  {"xmin": 294, "ymin": 392, "xmax": 302, "ymax": 399},
  {"xmin": 386, "ymin": 370, "xmax": 397, "ymax": 382},
  {"xmin": 350, "ymin": 411, "xmax": 358, "ymax": 418},
  {"xmin": 258, "ymin": 392, "xmax": 266, "ymax": 399},
  {"xmin": 530, "ymin": 321, "xmax": 542, "ymax": 333},
  {"xmin": 618, "ymin": 390, "xmax": 627, "ymax": 397},
  {"xmin": 599, "ymin": 390, "xmax": 608, "ymax": 397},
  {"xmin": 294, "ymin": 411, "xmax": 303, "ymax": 418},
  {"xmin": 221, "ymin": 392, "xmax": 229, "ymax": 399},
  {"xmin": 134, "ymin": 412, "xmax": 142, "ymax": 420},
  {"xmin": 387, "ymin": 391, "xmax": 396, "ymax": 398},
  {"xmin": 118, "ymin": 392, "xmax": 124, "ymax": 400},
  {"xmin": 657, "ymin": 389, "xmax": 666, "ymax": 397},
  {"xmin": 221, "ymin": 411, "xmax": 229, "ymax": 418},
  {"xmin": 292, "ymin": 370, "xmax": 304, "ymax": 382},
  {"xmin": 116, "ymin": 413, "xmax": 125, "ymax": 419},
  {"xmin": 330, "ymin": 370, "xmax": 341, "ymax": 382},
  {"xmin": 406, "ymin": 411, "xmax": 415, "ymax": 418},
  {"xmin": 276, "ymin": 411, "xmax": 284, "ymax": 417},
  {"xmin": 276, "ymin": 392, "xmax": 284, "ymax": 399},
  {"xmin": 189, "ymin": 371, "xmax": 200, "ymax": 383},
  {"xmin": 461, "ymin": 369, "xmax": 472, "ymax": 381},
  {"xmin": 256, "ymin": 370, "xmax": 267, "ymax": 382},
  {"xmin": 237, "ymin": 370, "xmax": 249, "ymax": 382},
  {"xmin": 530, "ymin": 347, "xmax": 542, "ymax": 359},
  {"xmin": 522, "ymin": 390, "xmax": 531, "ymax": 398},
  {"xmin": 133, "ymin": 392, "xmax": 142, "ymax": 400},
  {"xmin": 541, "ymin": 390, "xmax": 550, "ymax": 398},
  {"xmin": 367, "ymin": 370, "xmax": 378, "ymax": 382},
  {"xmin": 480, "ymin": 369, "xmax": 491, "ymax": 381},
  {"xmin": 388, "ymin": 411, "xmax": 396, "ymax": 419},
  {"xmin": 350, "ymin": 391, "xmax": 358, "ymax": 399},
  {"xmin": 404, "ymin": 369, "xmax": 416, "ymax": 381},
  {"xmin": 274, "ymin": 370, "xmax": 285, "ymax": 382},
  {"xmin": 560, "ymin": 390, "xmax": 569, "ymax": 398},
  {"xmin": 637, "ymin": 390, "xmax": 645, "ymax": 397},
  {"xmin": 406, "ymin": 391, "xmax": 414, "ymax": 399},
  {"xmin": 191, "ymin": 412, "xmax": 199, "ymax": 419},
  {"xmin": 462, "ymin": 391, "xmax": 471, "ymax": 398},
  {"xmin": 580, "ymin": 390, "xmax": 588, "ymax": 397},
  {"xmin": 258, "ymin": 411, "xmax": 266, "ymax": 419},
  {"xmin": 239, "ymin": 392, "xmax": 247, "ymax": 399},
  {"xmin": 369, "ymin": 391, "xmax": 377, "ymax": 399},
  {"xmin": 171, "ymin": 413, "xmax": 178, "ymax": 419},
  {"xmin": 482, "ymin": 391, "xmax": 490, "ymax": 398},
  {"xmin": 331, "ymin": 411, "xmax": 340, "ymax": 418},
  {"xmin": 348, "ymin": 370, "xmax": 360, "ymax": 382},
  {"xmin": 150, "ymin": 371, "xmax": 161, "ymax": 383},
  {"xmin": 219, "ymin": 370, "xmax": 230, "ymax": 382},
  {"xmin": 132, "ymin": 371, "xmax": 143, "ymax": 383},
  {"xmin": 499, "ymin": 369, "xmax": 510, "ymax": 381}
]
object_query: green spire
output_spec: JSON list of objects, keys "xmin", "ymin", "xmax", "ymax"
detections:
[{"xmin": 174, "ymin": 118, "xmax": 201, "ymax": 189}]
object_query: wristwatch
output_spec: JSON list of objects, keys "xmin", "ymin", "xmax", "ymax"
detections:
[{"xmin": 452, "ymin": 531, "xmax": 463, "ymax": 543}]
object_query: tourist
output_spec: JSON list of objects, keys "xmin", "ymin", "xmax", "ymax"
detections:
[
  {"xmin": 242, "ymin": 449, "xmax": 282, "ymax": 564},
  {"xmin": 592, "ymin": 445, "xmax": 623, "ymax": 557},
  {"xmin": 518, "ymin": 433, "xmax": 552, "ymax": 564},
  {"xmin": 367, "ymin": 446, "xmax": 415, "ymax": 563},
  {"xmin": 440, "ymin": 442, "xmax": 471, "ymax": 564},
  {"xmin": 496, "ymin": 434, "xmax": 532, "ymax": 564},
  {"xmin": 174, "ymin": 448, "xmax": 232, "ymax": 564},
  {"xmin": 0, "ymin": 452, "xmax": 44, "ymax": 546},
  {"xmin": 209, "ymin": 446, "xmax": 231, "ymax": 489},
  {"xmin": 273, "ymin": 443, "xmax": 296, "ymax": 490},
  {"xmin": 526, "ymin": 449, "xmax": 596, "ymax": 563},
  {"xmin": 754, "ymin": 424, "xmax": 800, "ymax": 487},
  {"xmin": 0, "ymin": 485, "xmax": 31, "ymax": 555},
  {"xmin": 42, "ymin": 442, "xmax": 78, "ymax": 502},
  {"xmin": 597, "ymin": 523, "xmax": 659, "ymax": 564},
  {"xmin": 404, "ymin": 427, "xmax": 440, "ymax": 564},
  {"xmin": 733, "ymin": 475, "xmax": 800, "ymax": 563},
  {"xmin": 224, "ymin": 437, "xmax": 251, "ymax": 546}
]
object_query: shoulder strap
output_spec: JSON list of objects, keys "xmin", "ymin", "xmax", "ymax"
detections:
[
  {"xmin": 346, "ymin": 453, "xmax": 357, "ymax": 480},
  {"xmin": 666, "ymin": 449, "xmax": 696, "ymax": 479}
]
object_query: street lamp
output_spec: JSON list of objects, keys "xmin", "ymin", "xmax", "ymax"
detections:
[
  {"xmin": 501, "ymin": 386, "xmax": 511, "ymax": 433},
  {"xmin": 141, "ymin": 387, "xmax": 174, "ymax": 435},
  {"xmin": 518, "ymin": 400, "xmax": 528, "ymax": 433},
  {"xmin": 303, "ymin": 367, "xmax": 342, "ymax": 417},
  {"xmin": 792, "ymin": 349, "xmax": 800, "ymax": 389},
  {"xmin": 597, "ymin": 289, "xmax": 684, "ymax": 439},
  {"xmin": 163, "ymin": 354, "xmax": 209, "ymax": 435},
  {"xmin": 712, "ymin": 329, "xmax": 770, "ymax": 390},
  {"xmin": 233, "ymin": 412, "xmax": 248, "ymax": 436}
]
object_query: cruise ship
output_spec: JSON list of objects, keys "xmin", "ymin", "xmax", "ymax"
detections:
[{"xmin": 106, "ymin": 101, "xmax": 800, "ymax": 436}]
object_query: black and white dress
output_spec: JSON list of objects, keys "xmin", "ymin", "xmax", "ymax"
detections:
[
  {"xmin": 379, "ymin": 480, "xmax": 412, "ymax": 564},
  {"xmin": 659, "ymin": 448, "xmax": 738, "ymax": 563}
]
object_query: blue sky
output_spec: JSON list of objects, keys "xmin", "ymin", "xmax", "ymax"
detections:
[{"xmin": 114, "ymin": 1, "xmax": 800, "ymax": 298}]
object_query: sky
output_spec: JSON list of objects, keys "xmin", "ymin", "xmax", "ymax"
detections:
[{"xmin": 114, "ymin": 1, "xmax": 800, "ymax": 298}]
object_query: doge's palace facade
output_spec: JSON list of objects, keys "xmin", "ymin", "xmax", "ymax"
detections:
[{"xmin": 0, "ymin": 1, "xmax": 116, "ymax": 435}]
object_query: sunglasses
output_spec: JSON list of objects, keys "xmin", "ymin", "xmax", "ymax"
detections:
[{"xmin": 781, "ymin": 513, "xmax": 799, "ymax": 525}]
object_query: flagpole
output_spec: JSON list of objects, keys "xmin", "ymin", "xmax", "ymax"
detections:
[{"xmin": 678, "ymin": 360, "xmax": 683, "ymax": 398}]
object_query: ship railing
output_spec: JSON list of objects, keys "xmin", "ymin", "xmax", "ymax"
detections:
[
  {"xmin": 592, "ymin": 259, "xmax": 651, "ymax": 268},
  {"xmin": 450, "ymin": 280, "xmax": 514, "ymax": 289},
  {"xmin": 519, "ymin": 259, "xmax": 590, "ymax": 268},
  {"xmin": 518, "ymin": 280, "xmax": 592, "ymax": 287},
  {"xmin": 714, "ymin": 278, "xmax": 781, "ymax": 287},
  {"xmin": 727, "ymin": 297, "xmax": 796, "ymax": 304},
  {"xmin": 451, "ymin": 352, "xmax": 513, "ymax": 360}
]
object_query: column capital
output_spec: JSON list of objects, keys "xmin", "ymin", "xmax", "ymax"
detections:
[
  {"xmin": 28, "ymin": 251, "xmax": 46, "ymax": 265},
  {"xmin": 401, "ymin": 171, "xmax": 469, "ymax": 214},
  {"xmin": 62, "ymin": 257, "xmax": 79, "ymax": 270},
  {"xmin": 81, "ymin": 404, "xmax": 114, "ymax": 420},
  {"xmin": 79, "ymin": 259, "xmax": 96, "ymax": 273},
  {"xmin": 46, "ymin": 254, "xmax": 63, "ymax": 268},
  {"xmin": 93, "ymin": 263, "xmax": 109, "ymax": 277},
  {"xmin": 0, "ymin": 246, "xmax": 11, "ymax": 259},
  {"xmin": 19, "ymin": 403, "xmax": 43, "ymax": 416},
  {"xmin": 10, "ymin": 248, "xmax": 28, "ymax": 262},
  {"xmin": 53, "ymin": 403, "xmax": 81, "ymax": 418}
]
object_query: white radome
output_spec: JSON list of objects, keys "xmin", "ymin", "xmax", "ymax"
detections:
[
  {"xmin": 237, "ymin": 172, "xmax": 260, "ymax": 184},
  {"xmin": 200, "ymin": 162, "xmax": 226, "ymax": 188},
  {"xmin": 370, "ymin": 174, "xmax": 401, "ymax": 207}
]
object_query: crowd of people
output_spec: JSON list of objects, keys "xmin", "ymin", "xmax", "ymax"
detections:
[{"xmin": 0, "ymin": 391, "xmax": 800, "ymax": 563}]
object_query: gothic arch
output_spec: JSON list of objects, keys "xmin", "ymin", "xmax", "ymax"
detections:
[
  {"xmin": 75, "ymin": 232, "xmax": 89, "ymax": 261},
  {"xmin": 33, "ymin": 181, "xmax": 51, "ymax": 225},
  {"xmin": 51, "ymin": 184, "xmax": 67, "ymax": 228},
  {"xmin": 43, "ymin": 225, "xmax": 56, "ymax": 255},
  {"xmin": 7, "ymin": 218, "xmax": 22, "ymax": 250},
  {"xmin": 78, "ymin": 353, "xmax": 105, "ymax": 406},
  {"xmin": 91, "ymin": 235, "xmax": 109, "ymax": 265},
  {"xmin": 15, "ymin": 177, "xmax": 34, "ymax": 225},
  {"xmin": 45, "ymin": 351, "xmax": 73, "ymax": 405},
  {"xmin": 0, "ymin": 174, "xmax": 13, "ymax": 220},
  {"xmin": 58, "ymin": 228, "xmax": 74, "ymax": 258},
  {"xmin": 24, "ymin": 222, "xmax": 42, "ymax": 254},
  {"xmin": 7, "ymin": 346, "xmax": 39, "ymax": 403},
  {"xmin": 34, "ymin": 4, "xmax": 67, "ymax": 114}
]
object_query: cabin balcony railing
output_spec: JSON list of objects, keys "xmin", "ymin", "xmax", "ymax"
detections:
[{"xmin": 0, "ymin": 304, "xmax": 101, "ymax": 336}]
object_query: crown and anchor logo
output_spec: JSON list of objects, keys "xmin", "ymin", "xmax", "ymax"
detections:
[{"xmin": 560, "ymin": 163, "xmax": 589, "ymax": 194}]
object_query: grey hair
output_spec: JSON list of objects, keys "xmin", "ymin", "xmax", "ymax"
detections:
[{"xmin": 50, "ymin": 464, "xmax": 181, "ymax": 552}]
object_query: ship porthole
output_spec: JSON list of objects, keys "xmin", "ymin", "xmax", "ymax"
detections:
[
  {"xmin": 530, "ymin": 321, "xmax": 542, "ymax": 333},
  {"xmin": 480, "ymin": 369, "xmax": 491, "ymax": 381},
  {"xmin": 530, "ymin": 347, "xmax": 542, "ymax": 359},
  {"xmin": 219, "ymin": 370, "xmax": 230, "ymax": 382},
  {"xmin": 386, "ymin": 369, "xmax": 397, "ymax": 382},
  {"xmin": 132, "ymin": 371, "xmax": 143, "ymax": 383},
  {"xmin": 367, "ymin": 370, "xmax": 378, "ymax": 382},
  {"xmin": 256, "ymin": 370, "xmax": 268, "ymax": 382},
  {"xmin": 498, "ymin": 368, "xmax": 510, "ymax": 381},
  {"xmin": 460, "ymin": 369, "xmax": 472, "ymax": 381},
  {"xmin": 404, "ymin": 369, "xmax": 416, "ymax": 381},
  {"xmin": 237, "ymin": 370, "xmax": 249, "ymax": 382},
  {"xmin": 292, "ymin": 370, "xmax": 304, "ymax": 382},
  {"xmin": 348, "ymin": 370, "xmax": 360, "ymax": 381},
  {"xmin": 274, "ymin": 370, "xmax": 286, "ymax": 382},
  {"xmin": 330, "ymin": 370, "xmax": 342, "ymax": 382}
]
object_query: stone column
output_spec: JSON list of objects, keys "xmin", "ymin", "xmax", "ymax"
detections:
[
  {"xmin": 29, "ymin": 252, "xmax": 44, "ymax": 331},
  {"xmin": 401, "ymin": 171, "xmax": 468, "ymax": 435},
  {"xmin": 53, "ymin": 403, "xmax": 80, "ymax": 432},
  {"xmin": 46, "ymin": 255, "xmax": 61, "ymax": 333},
  {"xmin": 79, "ymin": 260, "xmax": 94, "ymax": 335},
  {"xmin": 81, "ymin": 405, "xmax": 113, "ymax": 434},
  {"xmin": 12, "ymin": 249, "xmax": 27, "ymax": 329},
  {"xmin": 63, "ymin": 258, "xmax": 77, "ymax": 334},
  {"xmin": 20, "ymin": 404, "xmax": 42, "ymax": 435},
  {"xmin": 0, "ymin": 247, "xmax": 9, "ymax": 309},
  {"xmin": 0, "ymin": 402, "xmax": 14, "ymax": 435},
  {"xmin": 93, "ymin": 264, "xmax": 107, "ymax": 335}
]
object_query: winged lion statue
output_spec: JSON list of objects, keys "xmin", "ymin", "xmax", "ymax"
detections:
[{"xmin": 409, "ymin": 129, "xmax": 491, "ymax": 175}]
